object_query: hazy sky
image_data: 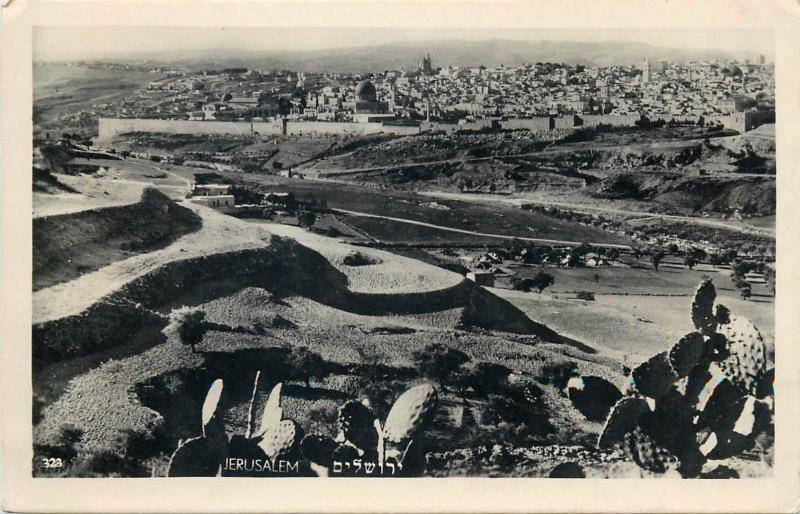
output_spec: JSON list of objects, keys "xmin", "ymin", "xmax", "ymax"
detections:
[{"xmin": 34, "ymin": 26, "xmax": 774, "ymax": 61}]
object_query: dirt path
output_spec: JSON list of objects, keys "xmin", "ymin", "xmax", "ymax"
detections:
[
  {"xmin": 33, "ymin": 204, "xmax": 272, "ymax": 323},
  {"xmin": 330, "ymin": 207, "xmax": 632, "ymax": 249},
  {"xmin": 417, "ymin": 191, "xmax": 776, "ymax": 238}
]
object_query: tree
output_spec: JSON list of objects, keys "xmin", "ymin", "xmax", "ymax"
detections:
[
  {"xmin": 687, "ymin": 247, "xmax": 707, "ymax": 261},
  {"xmin": 651, "ymin": 251, "xmax": 665, "ymax": 271},
  {"xmin": 297, "ymin": 211, "xmax": 316, "ymax": 229},
  {"xmin": 286, "ymin": 346, "xmax": 327, "ymax": 388},
  {"xmin": 163, "ymin": 307, "xmax": 207, "ymax": 353},
  {"xmin": 530, "ymin": 270, "xmax": 555, "ymax": 293},
  {"xmin": 412, "ymin": 343, "xmax": 469, "ymax": 391},
  {"xmin": 740, "ymin": 286, "xmax": 752, "ymax": 300},
  {"xmin": 733, "ymin": 261, "xmax": 753, "ymax": 278},
  {"xmin": 684, "ymin": 255, "xmax": 697, "ymax": 270},
  {"xmin": 606, "ymin": 248, "xmax": 620, "ymax": 262}
]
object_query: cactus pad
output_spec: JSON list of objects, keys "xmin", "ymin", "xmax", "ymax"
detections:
[
  {"xmin": 167, "ymin": 437, "xmax": 221, "ymax": 477},
  {"xmin": 300, "ymin": 434, "xmax": 337, "ymax": 468},
  {"xmin": 669, "ymin": 333, "xmax": 706, "ymax": 377},
  {"xmin": 698, "ymin": 376, "xmax": 747, "ymax": 435},
  {"xmin": 337, "ymin": 400, "xmax": 378, "ymax": 451},
  {"xmin": 566, "ymin": 376, "xmax": 623, "ymax": 422},
  {"xmin": 258, "ymin": 419, "xmax": 300, "ymax": 458},
  {"xmin": 691, "ymin": 279, "xmax": 717, "ymax": 335},
  {"xmin": 201, "ymin": 379, "xmax": 224, "ymax": 432},
  {"xmin": 255, "ymin": 383, "xmax": 283, "ymax": 438},
  {"xmin": 623, "ymin": 427, "xmax": 679, "ymax": 474},
  {"xmin": 716, "ymin": 315, "xmax": 767, "ymax": 395},
  {"xmin": 631, "ymin": 352, "xmax": 678, "ymax": 399},
  {"xmin": 383, "ymin": 384, "xmax": 438, "ymax": 444},
  {"xmin": 598, "ymin": 396, "xmax": 650, "ymax": 449}
]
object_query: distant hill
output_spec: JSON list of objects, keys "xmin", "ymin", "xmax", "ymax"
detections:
[{"xmin": 103, "ymin": 39, "xmax": 756, "ymax": 72}]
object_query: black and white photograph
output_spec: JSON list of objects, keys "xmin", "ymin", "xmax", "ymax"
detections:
[{"xmin": 25, "ymin": 22, "xmax": 781, "ymax": 481}]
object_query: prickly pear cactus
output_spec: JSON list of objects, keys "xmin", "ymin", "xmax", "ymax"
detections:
[
  {"xmin": 167, "ymin": 437, "xmax": 222, "ymax": 477},
  {"xmin": 383, "ymin": 384, "xmax": 438, "ymax": 444},
  {"xmin": 691, "ymin": 279, "xmax": 717, "ymax": 335},
  {"xmin": 592, "ymin": 280, "xmax": 773, "ymax": 477},
  {"xmin": 669, "ymin": 333, "xmax": 705, "ymax": 377},
  {"xmin": 258, "ymin": 419, "xmax": 301, "ymax": 459},
  {"xmin": 337, "ymin": 400, "xmax": 378, "ymax": 452},
  {"xmin": 631, "ymin": 352, "xmax": 677, "ymax": 399},
  {"xmin": 598, "ymin": 396, "xmax": 650, "ymax": 449},
  {"xmin": 623, "ymin": 427, "xmax": 680, "ymax": 475},
  {"xmin": 716, "ymin": 315, "xmax": 767, "ymax": 395},
  {"xmin": 300, "ymin": 434, "xmax": 337, "ymax": 468}
]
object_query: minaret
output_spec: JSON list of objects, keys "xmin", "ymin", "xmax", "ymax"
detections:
[{"xmin": 642, "ymin": 58, "xmax": 651, "ymax": 84}]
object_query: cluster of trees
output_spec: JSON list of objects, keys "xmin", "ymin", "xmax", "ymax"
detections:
[
  {"xmin": 163, "ymin": 307, "xmax": 328, "ymax": 386},
  {"xmin": 511, "ymin": 271, "xmax": 555, "ymax": 294}
]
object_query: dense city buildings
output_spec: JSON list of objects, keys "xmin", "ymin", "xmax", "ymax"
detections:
[{"xmin": 36, "ymin": 53, "xmax": 775, "ymax": 138}]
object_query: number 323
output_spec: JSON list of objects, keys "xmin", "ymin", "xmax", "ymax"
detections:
[{"xmin": 41, "ymin": 457, "xmax": 63, "ymax": 469}]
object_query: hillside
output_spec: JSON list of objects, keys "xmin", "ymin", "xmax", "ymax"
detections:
[
  {"xmin": 83, "ymin": 39, "xmax": 755, "ymax": 72},
  {"xmin": 33, "ymin": 188, "xmax": 202, "ymax": 290}
]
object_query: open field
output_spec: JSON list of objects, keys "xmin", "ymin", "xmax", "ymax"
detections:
[
  {"xmin": 34, "ymin": 64, "xmax": 159, "ymax": 128},
  {"xmin": 496, "ymin": 275, "xmax": 773, "ymax": 363}
]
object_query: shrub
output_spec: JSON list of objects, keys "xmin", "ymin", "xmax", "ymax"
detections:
[
  {"xmin": 576, "ymin": 291, "xmax": 595, "ymax": 301},
  {"xmin": 162, "ymin": 307, "xmax": 207, "ymax": 353},
  {"xmin": 412, "ymin": 343, "xmax": 470, "ymax": 391},
  {"xmin": 286, "ymin": 346, "xmax": 327, "ymax": 388},
  {"xmin": 536, "ymin": 360, "xmax": 578, "ymax": 388},
  {"xmin": 453, "ymin": 361, "xmax": 511, "ymax": 397},
  {"xmin": 342, "ymin": 252, "xmax": 376, "ymax": 266}
]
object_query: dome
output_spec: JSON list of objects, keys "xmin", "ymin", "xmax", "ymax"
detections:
[{"xmin": 354, "ymin": 80, "xmax": 377, "ymax": 102}]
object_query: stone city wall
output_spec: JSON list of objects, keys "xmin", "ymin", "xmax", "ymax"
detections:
[
  {"xmin": 98, "ymin": 109, "xmax": 773, "ymax": 141},
  {"xmin": 97, "ymin": 118, "xmax": 284, "ymax": 140},
  {"xmin": 500, "ymin": 118, "xmax": 554, "ymax": 131},
  {"xmin": 285, "ymin": 120, "xmax": 385, "ymax": 136},
  {"xmin": 577, "ymin": 114, "xmax": 642, "ymax": 128}
]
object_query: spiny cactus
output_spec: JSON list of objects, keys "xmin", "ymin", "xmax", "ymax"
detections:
[
  {"xmin": 691, "ymin": 279, "xmax": 717, "ymax": 335},
  {"xmin": 254, "ymin": 382, "xmax": 283, "ymax": 438},
  {"xmin": 165, "ymin": 372, "xmax": 439, "ymax": 477},
  {"xmin": 258, "ymin": 419, "xmax": 301, "ymax": 459},
  {"xmin": 336, "ymin": 400, "xmax": 378, "ymax": 456},
  {"xmin": 623, "ymin": 427, "xmax": 680, "ymax": 475},
  {"xmin": 166, "ymin": 379, "xmax": 228, "ymax": 477},
  {"xmin": 593, "ymin": 279, "xmax": 774, "ymax": 477},
  {"xmin": 668, "ymin": 332, "xmax": 705, "ymax": 377},
  {"xmin": 167, "ymin": 436, "xmax": 223, "ymax": 477},
  {"xmin": 383, "ymin": 383, "xmax": 438, "ymax": 444},
  {"xmin": 716, "ymin": 315, "xmax": 767, "ymax": 395},
  {"xmin": 631, "ymin": 352, "xmax": 677, "ymax": 399},
  {"xmin": 598, "ymin": 396, "xmax": 651, "ymax": 449}
]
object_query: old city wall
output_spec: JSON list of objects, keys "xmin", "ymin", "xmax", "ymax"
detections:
[
  {"xmin": 98, "ymin": 110, "xmax": 774, "ymax": 141},
  {"xmin": 577, "ymin": 114, "xmax": 642, "ymax": 128},
  {"xmin": 499, "ymin": 118, "xmax": 553, "ymax": 131},
  {"xmin": 97, "ymin": 118, "xmax": 285, "ymax": 140},
  {"xmin": 285, "ymin": 121, "xmax": 385, "ymax": 136}
]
